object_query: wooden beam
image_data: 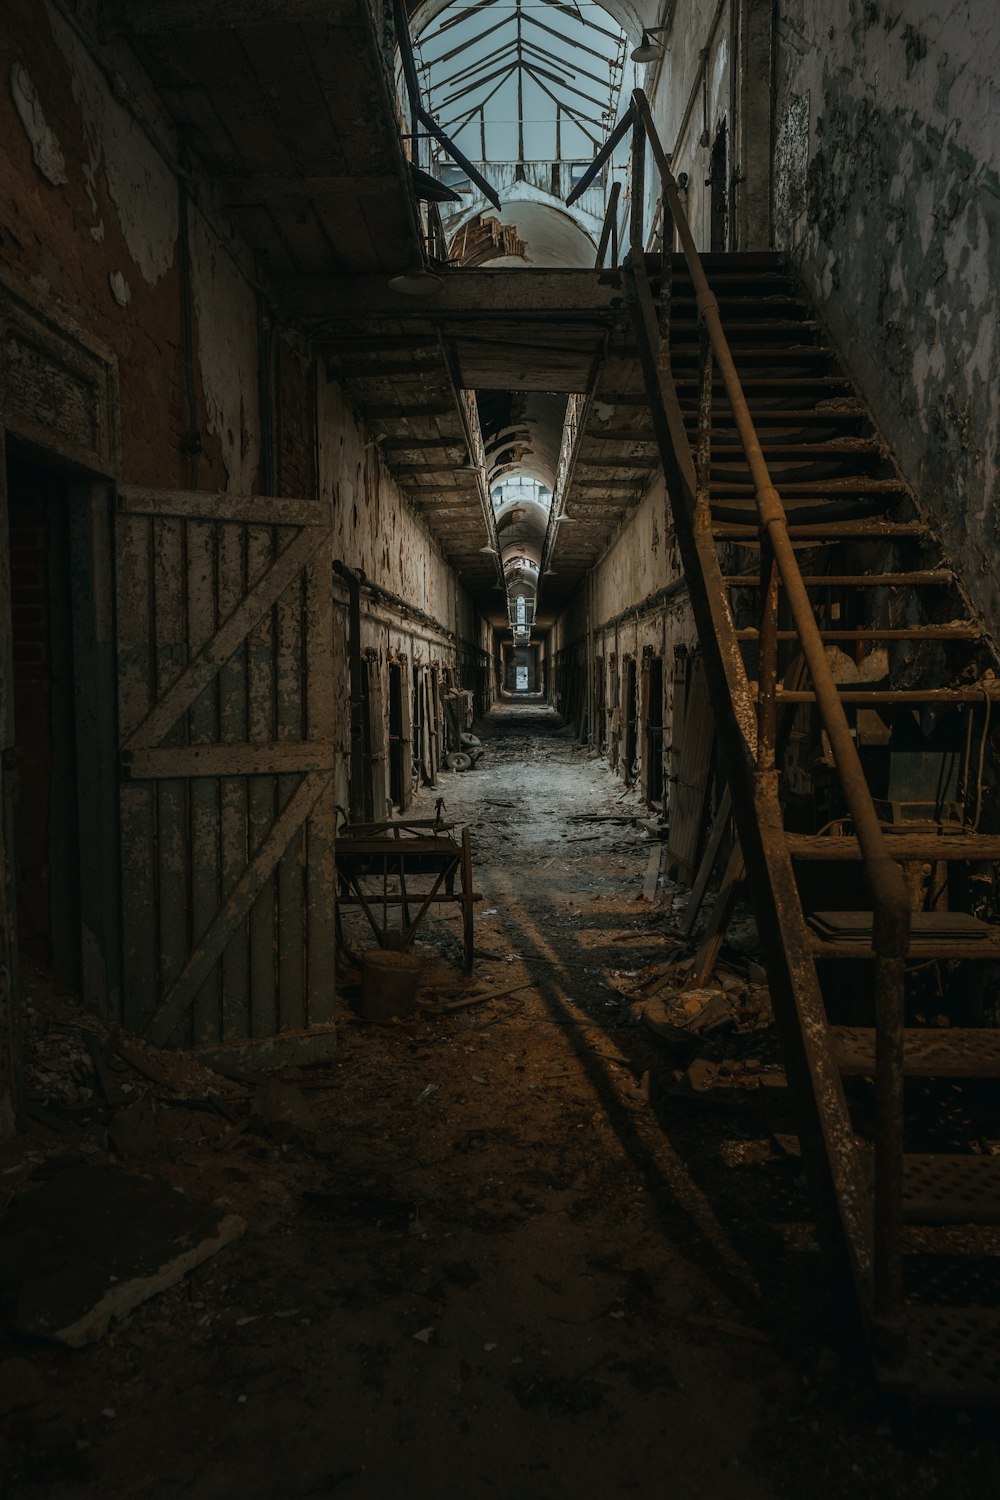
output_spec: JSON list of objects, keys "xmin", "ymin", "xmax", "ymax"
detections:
[
  {"xmin": 118, "ymin": 486, "xmax": 329, "ymax": 527},
  {"xmin": 364, "ymin": 402, "xmax": 454, "ymax": 420},
  {"xmin": 124, "ymin": 0, "xmax": 355, "ymax": 30},
  {"xmin": 272, "ymin": 271, "xmax": 622, "ymax": 321},
  {"xmin": 223, "ymin": 174, "xmax": 400, "ymax": 203},
  {"xmin": 123, "ymin": 743, "xmax": 336, "ymax": 779},
  {"xmin": 382, "ymin": 436, "xmax": 466, "ymax": 451}
]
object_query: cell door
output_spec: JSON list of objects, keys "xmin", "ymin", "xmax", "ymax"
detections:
[{"xmin": 115, "ymin": 485, "xmax": 336, "ymax": 1052}]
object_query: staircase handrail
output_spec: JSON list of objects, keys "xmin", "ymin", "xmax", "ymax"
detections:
[{"xmin": 574, "ymin": 89, "xmax": 910, "ymax": 1348}]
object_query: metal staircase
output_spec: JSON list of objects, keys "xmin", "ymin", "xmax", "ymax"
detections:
[{"xmin": 572, "ymin": 91, "xmax": 1000, "ymax": 1402}]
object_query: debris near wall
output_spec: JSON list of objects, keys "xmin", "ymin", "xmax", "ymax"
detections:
[
  {"xmin": 442, "ymin": 686, "xmax": 485, "ymax": 771},
  {"xmin": 0, "ymin": 967, "xmax": 334, "ymax": 1362}
]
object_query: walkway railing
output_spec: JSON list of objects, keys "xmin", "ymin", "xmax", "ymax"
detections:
[{"xmin": 570, "ymin": 89, "xmax": 911, "ymax": 1359}]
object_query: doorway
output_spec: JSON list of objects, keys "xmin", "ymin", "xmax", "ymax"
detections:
[
  {"xmin": 644, "ymin": 655, "xmax": 665, "ymax": 805},
  {"xmin": 5, "ymin": 453, "xmax": 81, "ymax": 988},
  {"xmin": 710, "ymin": 119, "xmax": 728, "ymax": 252},
  {"xmin": 624, "ymin": 657, "xmax": 638, "ymax": 782}
]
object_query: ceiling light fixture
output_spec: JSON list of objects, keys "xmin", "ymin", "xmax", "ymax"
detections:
[{"xmin": 630, "ymin": 26, "xmax": 669, "ymax": 63}]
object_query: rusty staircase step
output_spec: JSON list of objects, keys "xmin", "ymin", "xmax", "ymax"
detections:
[
  {"xmin": 724, "ymin": 571, "xmax": 953, "ymax": 587},
  {"xmin": 771, "ymin": 686, "xmax": 1000, "ymax": 705},
  {"xmin": 711, "ymin": 476, "xmax": 908, "ymax": 496},
  {"xmin": 787, "ymin": 832, "xmax": 1000, "ymax": 861},
  {"xmin": 894, "ymin": 1307, "xmax": 1000, "ymax": 1405},
  {"xmin": 709, "ymin": 441, "xmax": 882, "ymax": 459},
  {"xmin": 714, "ymin": 520, "xmax": 926, "ymax": 540},
  {"xmin": 831, "ymin": 1026, "xmax": 1000, "ymax": 1077},
  {"xmin": 737, "ymin": 625, "xmax": 981, "ymax": 642}
]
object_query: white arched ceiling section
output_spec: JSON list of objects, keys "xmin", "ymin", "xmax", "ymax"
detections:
[{"xmin": 446, "ymin": 181, "xmax": 601, "ymax": 270}]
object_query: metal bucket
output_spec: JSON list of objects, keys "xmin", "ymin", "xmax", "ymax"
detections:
[{"xmin": 359, "ymin": 949, "xmax": 423, "ymax": 1021}]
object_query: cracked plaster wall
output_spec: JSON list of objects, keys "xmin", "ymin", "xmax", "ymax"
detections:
[{"xmin": 774, "ymin": 0, "xmax": 999, "ymax": 622}]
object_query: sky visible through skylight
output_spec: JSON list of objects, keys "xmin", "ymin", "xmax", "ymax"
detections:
[{"xmin": 415, "ymin": 0, "xmax": 628, "ymax": 168}]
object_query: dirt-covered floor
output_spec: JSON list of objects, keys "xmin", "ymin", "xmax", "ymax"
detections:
[{"xmin": 2, "ymin": 699, "xmax": 999, "ymax": 1498}]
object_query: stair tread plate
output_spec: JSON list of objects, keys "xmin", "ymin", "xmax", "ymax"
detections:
[
  {"xmin": 811, "ymin": 910, "xmax": 992, "ymax": 940},
  {"xmin": 903, "ymin": 1155, "xmax": 1000, "ymax": 1224},
  {"xmin": 831, "ymin": 1026, "xmax": 1000, "ymax": 1078},
  {"xmin": 787, "ymin": 832, "xmax": 1000, "ymax": 860},
  {"xmin": 887, "ymin": 1306, "xmax": 1000, "ymax": 1404}
]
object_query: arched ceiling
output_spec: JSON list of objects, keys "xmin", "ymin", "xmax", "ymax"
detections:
[
  {"xmin": 476, "ymin": 201, "xmax": 597, "ymax": 268},
  {"xmin": 408, "ymin": 0, "xmax": 652, "ymax": 45}
]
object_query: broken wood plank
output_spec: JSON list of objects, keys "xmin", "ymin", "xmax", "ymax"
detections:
[
  {"xmin": 681, "ymin": 788, "xmax": 732, "ymax": 939},
  {"xmin": 682, "ymin": 845, "xmax": 747, "ymax": 991}
]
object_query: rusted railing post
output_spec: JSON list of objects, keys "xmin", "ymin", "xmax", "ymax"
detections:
[
  {"xmin": 695, "ymin": 325, "xmax": 712, "ymax": 521},
  {"xmin": 595, "ymin": 180, "xmax": 622, "ymax": 270},
  {"xmin": 757, "ymin": 536, "xmax": 779, "ymax": 771},
  {"xmin": 629, "ymin": 117, "xmax": 645, "ymax": 254}
]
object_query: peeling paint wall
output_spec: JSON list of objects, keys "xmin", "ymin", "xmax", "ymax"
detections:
[
  {"xmin": 0, "ymin": 0, "xmax": 262, "ymax": 492},
  {"xmin": 774, "ymin": 0, "xmax": 1000, "ymax": 622}
]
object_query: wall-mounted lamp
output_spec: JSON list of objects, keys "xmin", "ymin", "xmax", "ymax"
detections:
[
  {"xmin": 388, "ymin": 267, "xmax": 443, "ymax": 295},
  {"xmin": 630, "ymin": 26, "xmax": 669, "ymax": 63}
]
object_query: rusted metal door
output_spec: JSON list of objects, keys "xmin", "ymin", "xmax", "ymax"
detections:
[{"xmin": 115, "ymin": 485, "xmax": 336, "ymax": 1053}]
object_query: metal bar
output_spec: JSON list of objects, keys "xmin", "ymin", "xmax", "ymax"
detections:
[
  {"xmin": 565, "ymin": 101, "xmax": 634, "ymax": 204},
  {"xmin": 439, "ymin": 59, "xmax": 519, "ymax": 110},
  {"xmin": 522, "ymin": 70, "xmax": 604, "ymax": 143},
  {"xmin": 421, "ymin": 14, "xmax": 516, "ymax": 69},
  {"xmin": 520, "ymin": 58, "xmax": 612, "ymax": 113},
  {"xmin": 539, "ymin": 0, "xmax": 621, "ymax": 42},
  {"xmin": 521, "ymin": 9, "xmax": 614, "ymax": 63},
  {"xmin": 520, "ymin": 36, "xmax": 613, "ymax": 91},
  {"xmin": 416, "ymin": 107, "xmax": 501, "ymax": 209},
  {"xmin": 595, "ymin": 182, "xmax": 621, "ymax": 266}
]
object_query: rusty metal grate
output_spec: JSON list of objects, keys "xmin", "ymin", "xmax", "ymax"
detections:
[
  {"xmin": 903, "ymin": 1155, "xmax": 1000, "ymax": 1224},
  {"xmin": 903, "ymin": 1307, "xmax": 1000, "ymax": 1403}
]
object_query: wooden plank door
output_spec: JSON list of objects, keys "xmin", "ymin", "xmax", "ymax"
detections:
[{"xmin": 115, "ymin": 485, "xmax": 335, "ymax": 1052}]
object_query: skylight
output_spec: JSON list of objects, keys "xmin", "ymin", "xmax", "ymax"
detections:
[{"xmin": 415, "ymin": 1, "xmax": 629, "ymax": 172}]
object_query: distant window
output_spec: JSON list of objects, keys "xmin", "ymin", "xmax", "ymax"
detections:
[
  {"xmin": 570, "ymin": 162, "xmax": 592, "ymax": 188},
  {"xmin": 516, "ymin": 595, "xmax": 526, "ymax": 625},
  {"xmin": 440, "ymin": 163, "xmax": 470, "ymax": 192}
]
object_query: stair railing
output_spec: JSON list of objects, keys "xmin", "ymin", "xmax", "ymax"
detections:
[{"xmin": 571, "ymin": 89, "xmax": 911, "ymax": 1361}]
